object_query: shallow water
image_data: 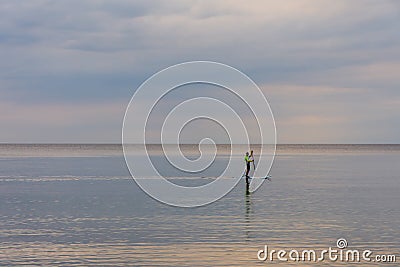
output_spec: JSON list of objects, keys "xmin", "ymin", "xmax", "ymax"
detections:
[{"xmin": 0, "ymin": 145, "xmax": 399, "ymax": 266}]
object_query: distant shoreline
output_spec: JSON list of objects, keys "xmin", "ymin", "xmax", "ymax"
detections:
[
  {"xmin": 1, "ymin": 143, "xmax": 400, "ymax": 145},
  {"xmin": 1, "ymin": 144, "xmax": 400, "ymax": 158}
]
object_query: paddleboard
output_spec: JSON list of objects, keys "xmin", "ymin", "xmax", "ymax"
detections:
[{"xmin": 243, "ymin": 175, "xmax": 272, "ymax": 180}]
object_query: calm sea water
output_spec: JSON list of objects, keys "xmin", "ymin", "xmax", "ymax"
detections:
[{"xmin": 0, "ymin": 144, "xmax": 399, "ymax": 266}]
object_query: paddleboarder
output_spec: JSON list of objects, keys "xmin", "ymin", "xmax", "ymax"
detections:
[{"xmin": 244, "ymin": 151, "xmax": 254, "ymax": 184}]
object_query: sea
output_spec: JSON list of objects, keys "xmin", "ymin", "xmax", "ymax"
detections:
[{"xmin": 0, "ymin": 144, "xmax": 399, "ymax": 266}]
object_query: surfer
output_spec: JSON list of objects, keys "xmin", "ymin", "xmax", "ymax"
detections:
[
  {"xmin": 250, "ymin": 150, "xmax": 255, "ymax": 170},
  {"xmin": 244, "ymin": 151, "xmax": 254, "ymax": 184},
  {"xmin": 244, "ymin": 150, "xmax": 272, "ymax": 183}
]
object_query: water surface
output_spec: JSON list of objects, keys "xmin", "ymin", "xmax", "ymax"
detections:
[{"xmin": 0, "ymin": 144, "xmax": 399, "ymax": 266}]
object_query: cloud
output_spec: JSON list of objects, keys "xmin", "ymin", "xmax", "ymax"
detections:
[
  {"xmin": 264, "ymin": 84, "xmax": 400, "ymax": 143},
  {"xmin": 0, "ymin": 0, "xmax": 399, "ymax": 143},
  {"xmin": 307, "ymin": 61, "xmax": 400, "ymax": 89},
  {"xmin": 0, "ymin": 99, "xmax": 126, "ymax": 143}
]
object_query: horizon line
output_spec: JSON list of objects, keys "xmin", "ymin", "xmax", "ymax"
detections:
[{"xmin": 1, "ymin": 143, "xmax": 400, "ymax": 145}]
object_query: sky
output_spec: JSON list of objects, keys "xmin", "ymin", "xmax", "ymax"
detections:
[{"xmin": 1, "ymin": 0, "xmax": 399, "ymax": 144}]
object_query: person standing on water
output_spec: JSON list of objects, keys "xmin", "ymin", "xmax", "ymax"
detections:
[
  {"xmin": 250, "ymin": 150, "xmax": 255, "ymax": 169},
  {"xmin": 244, "ymin": 152, "xmax": 254, "ymax": 184}
]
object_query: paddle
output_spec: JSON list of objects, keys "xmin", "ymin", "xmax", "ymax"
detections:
[{"xmin": 249, "ymin": 153, "xmax": 272, "ymax": 181}]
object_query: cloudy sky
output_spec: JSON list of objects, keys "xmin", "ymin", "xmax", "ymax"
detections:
[{"xmin": 1, "ymin": 0, "xmax": 399, "ymax": 143}]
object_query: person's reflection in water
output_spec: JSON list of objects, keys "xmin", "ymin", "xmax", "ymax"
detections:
[
  {"xmin": 246, "ymin": 180, "xmax": 250, "ymax": 196},
  {"xmin": 245, "ymin": 182, "xmax": 252, "ymax": 240}
]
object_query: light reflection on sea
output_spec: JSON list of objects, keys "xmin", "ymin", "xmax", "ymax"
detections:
[{"xmin": 0, "ymin": 145, "xmax": 399, "ymax": 266}]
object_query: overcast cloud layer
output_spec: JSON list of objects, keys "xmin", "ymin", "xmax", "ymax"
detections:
[{"xmin": 1, "ymin": 0, "xmax": 399, "ymax": 143}]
